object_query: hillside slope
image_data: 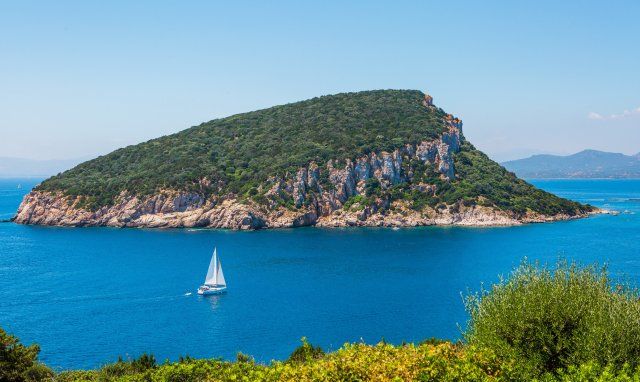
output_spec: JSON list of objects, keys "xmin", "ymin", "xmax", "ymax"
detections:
[
  {"xmin": 14, "ymin": 90, "xmax": 593, "ymax": 229},
  {"xmin": 503, "ymin": 150, "xmax": 640, "ymax": 179}
]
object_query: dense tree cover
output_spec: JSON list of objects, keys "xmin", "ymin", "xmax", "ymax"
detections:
[
  {"xmin": 8, "ymin": 261, "xmax": 640, "ymax": 382},
  {"xmin": 38, "ymin": 90, "xmax": 448, "ymax": 208},
  {"xmin": 36, "ymin": 89, "xmax": 590, "ymax": 216}
]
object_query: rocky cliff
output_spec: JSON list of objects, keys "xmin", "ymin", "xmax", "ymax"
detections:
[{"xmin": 14, "ymin": 90, "xmax": 594, "ymax": 229}]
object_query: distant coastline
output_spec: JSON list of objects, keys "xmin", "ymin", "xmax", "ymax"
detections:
[{"xmin": 502, "ymin": 149, "xmax": 640, "ymax": 179}]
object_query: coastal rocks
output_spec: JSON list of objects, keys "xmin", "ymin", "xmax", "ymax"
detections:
[
  {"xmin": 432, "ymin": 205, "xmax": 521, "ymax": 226},
  {"xmin": 14, "ymin": 187, "xmax": 591, "ymax": 230},
  {"xmin": 314, "ymin": 204, "xmax": 525, "ymax": 228},
  {"xmin": 14, "ymin": 191, "xmax": 266, "ymax": 230}
]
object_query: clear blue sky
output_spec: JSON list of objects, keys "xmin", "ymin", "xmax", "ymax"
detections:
[{"xmin": 1, "ymin": 1, "xmax": 638, "ymax": 161}]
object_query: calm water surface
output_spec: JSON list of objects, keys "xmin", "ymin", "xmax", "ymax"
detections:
[{"xmin": 1, "ymin": 178, "xmax": 639, "ymax": 369}]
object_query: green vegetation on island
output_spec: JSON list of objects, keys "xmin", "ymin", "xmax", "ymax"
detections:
[
  {"xmin": 37, "ymin": 90, "xmax": 446, "ymax": 206},
  {"xmin": 5, "ymin": 261, "xmax": 640, "ymax": 382},
  {"xmin": 35, "ymin": 90, "xmax": 591, "ymax": 217}
]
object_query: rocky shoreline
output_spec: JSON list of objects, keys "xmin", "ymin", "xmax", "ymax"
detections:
[{"xmin": 13, "ymin": 189, "xmax": 595, "ymax": 230}]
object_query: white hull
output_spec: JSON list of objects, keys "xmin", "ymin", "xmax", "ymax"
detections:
[{"xmin": 198, "ymin": 285, "xmax": 227, "ymax": 295}]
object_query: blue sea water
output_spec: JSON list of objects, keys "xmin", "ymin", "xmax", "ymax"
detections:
[{"xmin": 1, "ymin": 178, "xmax": 639, "ymax": 370}]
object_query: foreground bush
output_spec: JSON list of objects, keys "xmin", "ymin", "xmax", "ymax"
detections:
[
  {"xmin": 0, "ymin": 327, "xmax": 53, "ymax": 382},
  {"xmin": 51, "ymin": 343, "xmax": 640, "ymax": 382},
  {"xmin": 465, "ymin": 261, "xmax": 640, "ymax": 377},
  {"xmin": 57, "ymin": 341, "xmax": 502, "ymax": 382}
]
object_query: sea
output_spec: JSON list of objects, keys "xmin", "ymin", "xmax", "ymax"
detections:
[{"xmin": 1, "ymin": 178, "xmax": 639, "ymax": 370}]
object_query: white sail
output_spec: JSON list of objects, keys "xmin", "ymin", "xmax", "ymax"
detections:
[
  {"xmin": 216, "ymin": 255, "xmax": 226, "ymax": 286},
  {"xmin": 204, "ymin": 248, "xmax": 218, "ymax": 285}
]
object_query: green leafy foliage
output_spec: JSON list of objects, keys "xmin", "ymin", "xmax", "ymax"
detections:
[
  {"xmin": 465, "ymin": 260, "xmax": 640, "ymax": 378},
  {"xmin": 364, "ymin": 178, "xmax": 382, "ymax": 197},
  {"xmin": 342, "ymin": 195, "xmax": 369, "ymax": 211},
  {"xmin": 286, "ymin": 337, "xmax": 325, "ymax": 364},
  {"xmin": 0, "ymin": 327, "xmax": 53, "ymax": 382}
]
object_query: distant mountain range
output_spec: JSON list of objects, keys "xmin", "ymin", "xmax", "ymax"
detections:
[
  {"xmin": 502, "ymin": 150, "xmax": 640, "ymax": 179},
  {"xmin": 0, "ymin": 157, "xmax": 82, "ymax": 178}
]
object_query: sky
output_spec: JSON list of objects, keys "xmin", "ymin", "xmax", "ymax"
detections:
[{"xmin": 1, "ymin": 1, "xmax": 638, "ymax": 162}]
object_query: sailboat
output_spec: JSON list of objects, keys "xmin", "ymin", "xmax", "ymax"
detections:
[{"xmin": 197, "ymin": 248, "xmax": 227, "ymax": 295}]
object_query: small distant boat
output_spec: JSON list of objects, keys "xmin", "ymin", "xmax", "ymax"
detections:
[
  {"xmin": 17, "ymin": 184, "xmax": 22, "ymax": 189},
  {"xmin": 197, "ymin": 248, "xmax": 227, "ymax": 295}
]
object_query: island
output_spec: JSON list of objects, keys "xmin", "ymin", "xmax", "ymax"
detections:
[{"xmin": 14, "ymin": 90, "xmax": 594, "ymax": 229}]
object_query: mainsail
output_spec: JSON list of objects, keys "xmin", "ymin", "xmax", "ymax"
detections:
[{"xmin": 204, "ymin": 248, "xmax": 226, "ymax": 286}]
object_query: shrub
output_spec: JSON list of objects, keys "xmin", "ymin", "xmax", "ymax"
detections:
[
  {"xmin": 236, "ymin": 352, "xmax": 254, "ymax": 363},
  {"xmin": 464, "ymin": 260, "xmax": 640, "ymax": 377},
  {"xmin": 364, "ymin": 178, "xmax": 381, "ymax": 197},
  {"xmin": 342, "ymin": 195, "xmax": 368, "ymax": 211},
  {"xmin": 286, "ymin": 337, "xmax": 324, "ymax": 363},
  {"xmin": 130, "ymin": 353, "xmax": 156, "ymax": 372},
  {"xmin": 0, "ymin": 327, "xmax": 53, "ymax": 382}
]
